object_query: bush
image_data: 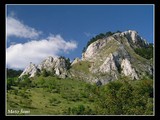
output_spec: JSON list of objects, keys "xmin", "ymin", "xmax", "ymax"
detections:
[
  {"xmin": 42, "ymin": 69, "xmax": 49, "ymax": 77},
  {"xmin": 18, "ymin": 76, "xmax": 32, "ymax": 88},
  {"xmin": 7, "ymin": 68, "xmax": 22, "ymax": 78},
  {"xmin": 7, "ymin": 78, "xmax": 14, "ymax": 90},
  {"xmin": 134, "ymin": 43, "xmax": 153, "ymax": 59},
  {"xmin": 61, "ymin": 92, "xmax": 81, "ymax": 101},
  {"xmin": 59, "ymin": 56, "xmax": 71, "ymax": 70},
  {"xmin": 17, "ymin": 90, "xmax": 29, "ymax": 99},
  {"xmin": 67, "ymin": 105, "xmax": 85, "ymax": 115},
  {"xmin": 65, "ymin": 105, "xmax": 95, "ymax": 115},
  {"xmin": 133, "ymin": 79, "xmax": 153, "ymax": 98},
  {"xmin": 49, "ymin": 98, "xmax": 61, "ymax": 106},
  {"xmin": 95, "ymin": 79, "xmax": 153, "ymax": 115}
]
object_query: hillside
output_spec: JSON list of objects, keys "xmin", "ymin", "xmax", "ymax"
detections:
[
  {"xmin": 7, "ymin": 30, "xmax": 154, "ymax": 115},
  {"xmin": 18, "ymin": 30, "xmax": 153, "ymax": 85},
  {"xmin": 7, "ymin": 76, "xmax": 153, "ymax": 115},
  {"xmin": 70, "ymin": 30, "xmax": 153, "ymax": 84}
]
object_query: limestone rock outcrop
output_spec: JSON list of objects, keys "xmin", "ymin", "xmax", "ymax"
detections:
[
  {"xmin": 82, "ymin": 36, "xmax": 115, "ymax": 61},
  {"xmin": 71, "ymin": 58, "xmax": 81, "ymax": 66},
  {"xmin": 19, "ymin": 62, "xmax": 38, "ymax": 78},
  {"xmin": 121, "ymin": 58, "xmax": 139, "ymax": 79},
  {"xmin": 82, "ymin": 30, "xmax": 149, "ymax": 62},
  {"xmin": 119, "ymin": 30, "xmax": 149, "ymax": 48},
  {"xmin": 19, "ymin": 30, "xmax": 153, "ymax": 85},
  {"xmin": 99, "ymin": 53, "xmax": 117, "ymax": 73},
  {"xmin": 37, "ymin": 56, "xmax": 67, "ymax": 77},
  {"xmin": 75, "ymin": 30, "xmax": 152, "ymax": 84},
  {"xmin": 19, "ymin": 56, "xmax": 68, "ymax": 78}
]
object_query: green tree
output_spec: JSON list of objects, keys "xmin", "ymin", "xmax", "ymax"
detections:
[
  {"xmin": 65, "ymin": 58, "xmax": 71, "ymax": 70},
  {"xmin": 7, "ymin": 68, "xmax": 22, "ymax": 78},
  {"xmin": 17, "ymin": 74, "xmax": 32, "ymax": 88},
  {"xmin": 59, "ymin": 56, "xmax": 71, "ymax": 70},
  {"xmin": 95, "ymin": 81, "xmax": 123, "ymax": 114},
  {"xmin": 42, "ymin": 69, "xmax": 49, "ymax": 77},
  {"xmin": 116, "ymin": 82, "xmax": 133, "ymax": 114},
  {"xmin": 105, "ymin": 31, "xmax": 113, "ymax": 36},
  {"xmin": 134, "ymin": 43, "xmax": 153, "ymax": 59},
  {"xmin": 7, "ymin": 78, "xmax": 15, "ymax": 89}
]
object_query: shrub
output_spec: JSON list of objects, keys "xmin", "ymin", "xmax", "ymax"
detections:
[
  {"xmin": 42, "ymin": 69, "xmax": 49, "ymax": 77},
  {"xmin": 134, "ymin": 43, "xmax": 153, "ymax": 59},
  {"xmin": 7, "ymin": 68, "xmax": 22, "ymax": 78},
  {"xmin": 49, "ymin": 98, "xmax": 61, "ymax": 106},
  {"xmin": 65, "ymin": 105, "xmax": 95, "ymax": 115},
  {"xmin": 7, "ymin": 78, "xmax": 14, "ymax": 90}
]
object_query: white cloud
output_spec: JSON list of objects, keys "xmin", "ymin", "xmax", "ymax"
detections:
[
  {"xmin": 7, "ymin": 16, "xmax": 42, "ymax": 39},
  {"xmin": 6, "ymin": 35, "xmax": 77, "ymax": 69}
]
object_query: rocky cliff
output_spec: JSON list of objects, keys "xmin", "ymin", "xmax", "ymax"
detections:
[
  {"xmin": 19, "ymin": 56, "xmax": 68, "ymax": 78},
  {"xmin": 70, "ymin": 30, "xmax": 153, "ymax": 84},
  {"xmin": 121, "ymin": 58, "xmax": 139, "ymax": 80},
  {"xmin": 19, "ymin": 62, "xmax": 38, "ymax": 78},
  {"xmin": 19, "ymin": 30, "xmax": 153, "ymax": 85}
]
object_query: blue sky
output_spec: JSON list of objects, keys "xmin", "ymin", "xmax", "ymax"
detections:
[{"xmin": 6, "ymin": 5, "xmax": 154, "ymax": 69}]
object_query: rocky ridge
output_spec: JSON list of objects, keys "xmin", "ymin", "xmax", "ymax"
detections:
[
  {"xmin": 19, "ymin": 56, "xmax": 68, "ymax": 78},
  {"xmin": 70, "ymin": 30, "xmax": 153, "ymax": 84},
  {"xmin": 19, "ymin": 62, "xmax": 38, "ymax": 78},
  {"xmin": 19, "ymin": 30, "xmax": 153, "ymax": 85}
]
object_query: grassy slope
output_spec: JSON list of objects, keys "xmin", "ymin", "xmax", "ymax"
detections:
[
  {"xmin": 7, "ymin": 76, "xmax": 153, "ymax": 115},
  {"xmin": 69, "ymin": 61, "xmax": 94, "ymax": 82},
  {"xmin": 7, "ymin": 76, "xmax": 96, "ymax": 115}
]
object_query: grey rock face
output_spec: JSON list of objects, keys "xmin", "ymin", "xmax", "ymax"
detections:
[
  {"xmin": 99, "ymin": 53, "xmax": 117, "ymax": 73},
  {"xmin": 120, "ymin": 30, "xmax": 139, "ymax": 43},
  {"xmin": 82, "ymin": 39, "xmax": 106, "ymax": 61},
  {"xmin": 19, "ymin": 56, "xmax": 68, "ymax": 78},
  {"xmin": 119, "ymin": 30, "xmax": 149, "ymax": 48},
  {"xmin": 82, "ymin": 36, "xmax": 115, "ymax": 61},
  {"xmin": 82, "ymin": 30, "xmax": 148, "ymax": 62},
  {"xmin": 38, "ymin": 56, "xmax": 67, "ymax": 77},
  {"xmin": 121, "ymin": 58, "xmax": 139, "ymax": 79},
  {"xmin": 77, "ymin": 30, "xmax": 152, "ymax": 84},
  {"xmin": 71, "ymin": 58, "xmax": 81, "ymax": 66},
  {"xmin": 19, "ymin": 62, "xmax": 38, "ymax": 78}
]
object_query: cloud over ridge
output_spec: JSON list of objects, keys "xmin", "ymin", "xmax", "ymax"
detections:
[{"xmin": 6, "ymin": 35, "xmax": 77, "ymax": 69}]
